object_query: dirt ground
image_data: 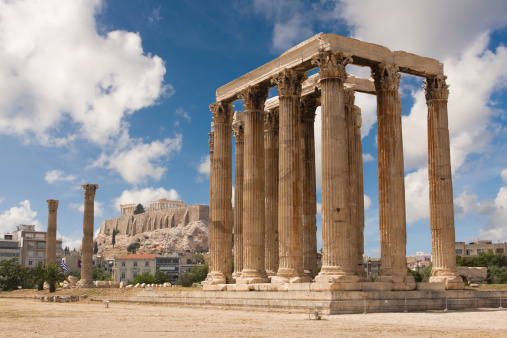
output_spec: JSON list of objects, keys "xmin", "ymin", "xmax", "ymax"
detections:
[{"xmin": 0, "ymin": 296, "xmax": 506, "ymax": 337}]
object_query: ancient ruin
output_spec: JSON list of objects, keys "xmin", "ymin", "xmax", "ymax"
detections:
[
  {"xmin": 45, "ymin": 199, "xmax": 58, "ymax": 266},
  {"xmin": 205, "ymin": 33, "xmax": 464, "ymax": 291},
  {"xmin": 77, "ymin": 184, "xmax": 98, "ymax": 288}
]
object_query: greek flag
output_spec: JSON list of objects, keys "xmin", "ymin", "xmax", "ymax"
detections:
[{"xmin": 60, "ymin": 259, "xmax": 70, "ymax": 273}]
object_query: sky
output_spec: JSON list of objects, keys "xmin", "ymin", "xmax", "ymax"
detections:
[{"xmin": 0, "ymin": 0, "xmax": 506, "ymax": 257}]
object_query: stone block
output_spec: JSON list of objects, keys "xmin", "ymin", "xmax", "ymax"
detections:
[
  {"xmin": 252, "ymin": 284, "xmax": 278, "ymax": 291},
  {"xmin": 287, "ymin": 283, "xmax": 311, "ymax": 291},
  {"xmin": 203, "ymin": 284, "xmax": 226, "ymax": 291},
  {"xmin": 392, "ymin": 282, "xmax": 416, "ymax": 291},
  {"xmin": 311, "ymin": 282, "xmax": 362, "ymax": 291},
  {"xmin": 233, "ymin": 284, "xmax": 252, "ymax": 292},
  {"xmin": 363, "ymin": 282, "xmax": 392, "ymax": 291},
  {"xmin": 416, "ymin": 282, "xmax": 445, "ymax": 291}
]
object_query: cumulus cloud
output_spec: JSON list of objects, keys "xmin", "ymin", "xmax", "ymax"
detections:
[
  {"xmin": 404, "ymin": 168, "xmax": 430, "ymax": 225},
  {"xmin": 69, "ymin": 200, "xmax": 104, "ymax": 218},
  {"xmin": 196, "ymin": 155, "xmax": 210, "ymax": 183},
  {"xmin": 0, "ymin": 200, "xmax": 43, "ymax": 236},
  {"xmin": 90, "ymin": 133, "xmax": 182, "ymax": 185},
  {"xmin": 112, "ymin": 187, "xmax": 181, "ymax": 212},
  {"xmin": 362, "ymin": 153, "xmax": 374, "ymax": 162},
  {"xmin": 364, "ymin": 194, "xmax": 372, "ymax": 211},
  {"xmin": 57, "ymin": 231, "xmax": 82, "ymax": 251},
  {"xmin": 175, "ymin": 107, "xmax": 192, "ymax": 122},
  {"xmin": 45, "ymin": 170, "xmax": 77, "ymax": 184},
  {"xmin": 316, "ymin": 202, "xmax": 322, "ymax": 216}
]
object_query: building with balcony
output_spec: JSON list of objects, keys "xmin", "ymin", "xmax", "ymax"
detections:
[{"xmin": 455, "ymin": 239, "xmax": 507, "ymax": 257}]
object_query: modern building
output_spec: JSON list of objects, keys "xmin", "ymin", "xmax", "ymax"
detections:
[
  {"xmin": 407, "ymin": 251, "xmax": 432, "ymax": 270},
  {"xmin": 455, "ymin": 239, "xmax": 507, "ymax": 257},
  {"xmin": 2, "ymin": 225, "xmax": 64, "ymax": 267},
  {"xmin": 363, "ymin": 256, "xmax": 381, "ymax": 277},
  {"xmin": 0, "ymin": 234, "xmax": 20, "ymax": 263},
  {"xmin": 115, "ymin": 254, "xmax": 157, "ymax": 283}
]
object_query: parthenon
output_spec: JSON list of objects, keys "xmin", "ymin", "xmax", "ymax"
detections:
[{"xmin": 205, "ymin": 33, "xmax": 464, "ymax": 291}]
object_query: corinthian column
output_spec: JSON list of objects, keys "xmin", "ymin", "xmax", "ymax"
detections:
[
  {"xmin": 232, "ymin": 113, "xmax": 245, "ymax": 279},
  {"xmin": 301, "ymin": 96, "xmax": 318, "ymax": 279},
  {"xmin": 354, "ymin": 105, "xmax": 367, "ymax": 278},
  {"xmin": 236, "ymin": 86, "xmax": 269, "ymax": 284},
  {"xmin": 77, "ymin": 184, "xmax": 98, "ymax": 288},
  {"xmin": 312, "ymin": 51, "xmax": 359, "ymax": 287},
  {"xmin": 372, "ymin": 63, "xmax": 414, "ymax": 289},
  {"xmin": 264, "ymin": 109, "xmax": 279, "ymax": 276},
  {"xmin": 45, "ymin": 199, "xmax": 59, "ymax": 266},
  {"xmin": 424, "ymin": 75, "xmax": 464, "ymax": 290},
  {"xmin": 205, "ymin": 102, "xmax": 233, "ymax": 285},
  {"xmin": 271, "ymin": 68, "xmax": 310, "ymax": 284}
]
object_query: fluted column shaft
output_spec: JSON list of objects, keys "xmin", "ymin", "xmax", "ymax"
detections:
[
  {"xmin": 78, "ymin": 184, "xmax": 98, "ymax": 287},
  {"xmin": 372, "ymin": 63, "xmax": 407, "ymax": 279},
  {"xmin": 264, "ymin": 109, "xmax": 279, "ymax": 276},
  {"xmin": 208, "ymin": 130, "xmax": 214, "ymax": 271},
  {"xmin": 271, "ymin": 69, "xmax": 309, "ymax": 282},
  {"xmin": 354, "ymin": 105, "xmax": 366, "ymax": 277},
  {"xmin": 45, "ymin": 199, "xmax": 59, "ymax": 266},
  {"xmin": 312, "ymin": 51, "xmax": 358, "ymax": 284},
  {"xmin": 206, "ymin": 102, "xmax": 233, "ymax": 284},
  {"xmin": 301, "ymin": 96, "xmax": 318, "ymax": 278},
  {"xmin": 232, "ymin": 116, "xmax": 244, "ymax": 278},
  {"xmin": 237, "ymin": 86, "xmax": 269, "ymax": 283},
  {"xmin": 425, "ymin": 76, "xmax": 463, "ymax": 289}
]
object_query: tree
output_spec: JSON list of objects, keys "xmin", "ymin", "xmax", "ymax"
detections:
[
  {"xmin": 133, "ymin": 204, "xmax": 145, "ymax": 215},
  {"xmin": 44, "ymin": 264, "xmax": 65, "ymax": 293},
  {"xmin": 127, "ymin": 242, "xmax": 140, "ymax": 254},
  {"xmin": 112, "ymin": 231, "xmax": 116, "ymax": 248},
  {"xmin": 194, "ymin": 253, "xmax": 205, "ymax": 264},
  {"xmin": 176, "ymin": 263, "xmax": 208, "ymax": 287},
  {"xmin": 154, "ymin": 270, "xmax": 169, "ymax": 284},
  {"xmin": 408, "ymin": 268, "xmax": 423, "ymax": 282},
  {"xmin": 93, "ymin": 242, "xmax": 98, "ymax": 254},
  {"xmin": 93, "ymin": 267, "xmax": 112, "ymax": 281},
  {"xmin": 132, "ymin": 272, "xmax": 156, "ymax": 285},
  {"xmin": 31, "ymin": 263, "xmax": 46, "ymax": 291},
  {"xmin": 0, "ymin": 258, "xmax": 32, "ymax": 291}
]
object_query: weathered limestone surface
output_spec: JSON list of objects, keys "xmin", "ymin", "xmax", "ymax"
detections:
[
  {"xmin": 264, "ymin": 109, "xmax": 279, "ymax": 276},
  {"xmin": 425, "ymin": 76, "xmax": 464, "ymax": 290},
  {"xmin": 232, "ymin": 113, "xmax": 245, "ymax": 278},
  {"xmin": 237, "ymin": 86, "xmax": 269, "ymax": 284},
  {"xmin": 300, "ymin": 96, "xmax": 318, "ymax": 278},
  {"xmin": 456, "ymin": 267, "xmax": 487, "ymax": 284},
  {"xmin": 271, "ymin": 69, "xmax": 310, "ymax": 284},
  {"xmin": 45, "ymin": 199, "xmax": 59, "ymax": 266},
  {"xmin": 312, "ymin": 51, "xmax": 359, "ymax": 287},
  {"xmin": 78, "ymin": 184, "xmax": 98, "ymax": 288},
  {"xmin": 206, "ymin": 102, "xmax": 233, "ymax": 285}
]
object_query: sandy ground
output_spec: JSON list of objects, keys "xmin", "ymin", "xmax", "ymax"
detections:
[{"xmin": 0, "ymin": 298, "xmax": 506, "ymax": 337}]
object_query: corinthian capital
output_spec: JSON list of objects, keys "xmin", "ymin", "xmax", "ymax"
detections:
[
  {"xmin": 209, "ymin": 101, "xmax": 233, "ymax": 124},
  {"xmin": 312, "ymin": 50, "xmax": 352, "ymax": 80},
  {"xmin": 239, "ymin": 86, "xmax": 269, "ymax": 111},
  {"xmin": 271, "ymin": 68, "xmax": 307, "ymax": 97},
  {"xmin": 47, "ymin": 199, "xmax": 59, "ymax": 212},
  {"xmin": 264, "ymin": 109, "xmax": 279, "ymax": 131},
  {"xmin": 423, "ymin": 75, "xmax": 449, "ymax": 102},
  {"xmin": 232, "ymin": 120, "xmax": 244, "ymax": 142},
  {"xmin": 82, "ymin": 184, "xmax": 98, "ymax": 198},
  {"xmin": 372, "ymin": 63, "xmax": 400, "ymax": 91},
  {"xmin": 300, "ymin": 96, "xmax": 318, "ymax": 122}
]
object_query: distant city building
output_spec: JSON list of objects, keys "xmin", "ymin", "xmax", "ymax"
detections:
[
  {"xmin": 115, "ymin": 254, "xmax": 157, "ymax": 282},
  {"xmin": 0, "ymin": 234, "xmax": 20, "ymax": 263},
  {"xmin": 363, "ymin": 256, "xmax": 381, "ymax": 277},
  {"xmin": 2, "ymin": 225, "xmax": 63, "ymax": 267},
  {"xmin": 455, "ymin": 239, "xmax": 507, "ymax": 257},
  {"xmin": 406, "ymin": 251, "xmax": 432, "ymax": 271}
]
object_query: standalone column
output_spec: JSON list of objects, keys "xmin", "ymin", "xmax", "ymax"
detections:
[
  {"xmin": 45, "ymin": 199, "xmax": 59, "ymax": 266},
  {"xmin": 264, "ymin": 109, "xmax": 279, "ymax": 276},
  {"xmin": 208, "ymin": 129, "xmax": 214, "ymax": 269},
  {"xmin": 77, "ymin": 184, "xmax": 98, "ymax": 288},
  {"xmin": 354, "ymin": 105, "xmax": 366, "ymax": 278},
  {"xmin": 205, "ymin": 102, "xmax": 233, "ymax": 285},
  {"xmin": 232, "ymin": 114, "xmax": 245, "ymax": 279},
  {"xmin": 237, "ymin": 86, "xmax": 269, "ymax": 284},
  {"xmin": 372, "ymin": 63, "xmax": 414, "ymax": 289},
  {"xmin": 271, "ymin": 68, "xmax": 310, "ymax": 284},
  {"xmin": 313, "ymin": 51, "xmax": 360, "ymax": 287},
  {"xmin": 301, "ymin": 96, "xmax": 318, "ymax": 279},
  {"xmin": 424, "ymin": 75, "xmax": 464, "ymax": 290}
]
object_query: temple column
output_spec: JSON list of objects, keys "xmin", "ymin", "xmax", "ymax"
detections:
[
  {"xmin": 45, "ymin": 199, "xmax": 59, "ymax": 266},
  {"xmin": 264, "ymin": 108, "xmax": 279, "ymax": 276},
  {"xmin": 208, "ymin": 129, "xmax": 214, "ymax": 272},
  {"xmin": 205, "ymin": 102, "xmax": 233, "ymax": 285},
  {"xmin": 300, "ymin": 96, "xmax": 318, "ymax": 279},
  {"xmin": 271, "ymin": 68, "xmax": 310, "ymax": 284},
  {"xmin": 237, "ymin": 86, "xmax": 269, "ymax": 284},
  {"xmin": 372, "ymin": 63, "xmax": 414, "ymax": 290},
  {"xmin": 424, "ymin": 75, "xmax": 464, "ymax": 290},
  {"xmin": 77, "ymin": 184, "xmax": 98, "ymax": 288},
  {"xmin": 312, "ymin": 51, "xmax": 360, "ymax": 288},
  {"xmin": 232, "ymin": 113, "xmax": 245, "ymax": 279},
  {"xmin": 354, "ymin": 104, "xmax": 366, "ymax": 278}
]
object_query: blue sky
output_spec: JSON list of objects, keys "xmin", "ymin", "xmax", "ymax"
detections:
[{"xmin": 1, "ymin": 0, "xmax": 506, "ymax": 256}]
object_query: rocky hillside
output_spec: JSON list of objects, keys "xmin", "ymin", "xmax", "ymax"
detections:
[{"xmin": 95, "ymin": 220, "xmax": 208, "ymax": 257}]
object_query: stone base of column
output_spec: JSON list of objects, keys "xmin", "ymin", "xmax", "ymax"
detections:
[
  {"xmin": 76, "ymin": 279, "xmax": 95, "ymax": 288},
  {"xmin": 272, "ymin": 268, "xmax": 311, "ymax": 284},
  {"xmin": 314, "ymin": 266, "xmax": 360, "ymax": 284},
  {"xmin": 235, "ymin": 269, "xmax": 269, "ymax": 284},
  {"xmin": 310, "ymin": 281, "xmax": 362, "ymax": 291},
  {"xmin": 430, "ymin": 268, "xmax": 465, "ymax": 290},
  {"xmin": 203, "ymin": 272, "xmax": 227, "ymax": 285},
  {"xmin": 376, "ymin": 275, "xmax": 416, "ymax": 291}
]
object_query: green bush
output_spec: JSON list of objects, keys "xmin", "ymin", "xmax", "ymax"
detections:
[
  {"xmin": 176, "ymin": 264, "xmax": 208, "ymax": 287},
  {"xmin": 132, "ymin": 272, "xmax": 156, "ymax": 285}
]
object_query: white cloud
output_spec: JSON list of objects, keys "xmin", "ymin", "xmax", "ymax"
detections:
[
  {"xmin": 69, "ymin": 200, "xmax": 104, "ymax": 218},
  {"xmin": 502, "ymin": 169, "xmax": 507, "ymax": 184},
  {"xmin": 362, "ymin": 153, "xmax": 374, "ymax": 162},
  {"xmin": 0, "ymin": 0, "xmax": 170, "ymax": 146},
  {"xmin": 231, "ymin": 185, "xmax": 235, "ymax": 207},
  {"xmin": 364, "ymin": 194, "xmax": 372, "ymax": 211},
  {"xmin": 112, "ymin": 187, "xmax": 181, "ymax": 212},
  {"xmin": 45, "ymin": 170, "xmax": 77, "ymax": 184},
  {"xmin": 90, "ymin": 133, "xmax": 182, "ymax": 185},
  {"xmin": 316, "ymin": 202, "xmax": 322, "ymax": 216},
  {"xmin": 175, "ymin": 107, "xmax": 191, "ymax": 122},
  {"xmin": 0, "ymin": 200, "xmax": 43, "ymax": 236},
  {"xmin": 353, "ymin": 92, "xmax": 377, "ymax": 139},
  {"xmin": 404, "ymin": 168, "xmax": 430, "ymax": 225},
  {"xmin": 196, "ymin": 154, "xmax": 210, "ymax": 183},
  {"xmin": 57, "ymin": 231, "xmax": 82, "ymax": 251}
]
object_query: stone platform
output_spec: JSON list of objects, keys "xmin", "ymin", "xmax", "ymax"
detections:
[{"xmin": 91, "ymin": 288, "xmax": 507, "ymax": 314}]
